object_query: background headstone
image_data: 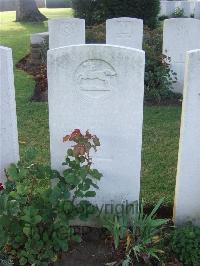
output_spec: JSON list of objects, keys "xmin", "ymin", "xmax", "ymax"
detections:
[
  {"xmin": 48, "ymin": 18, "xmax": 85, "ymax": 49},
  {"xmin": 194, "ymin": 2, "xmax": 200, "ymax": 19},
  {"xmin": 48, "ymin": 44, "xmax": 145, "ymax": 208},
  {"xmin": 174, "ymin": 49, "xmax": 200, "ymax": 226},
  {"xmin": 163, "ymin": 18, "xmax": 200, "ymax": 93},
  {"xmin": 106, "ymin": 17, "xmax": 143, "ymax": 50},
  {"xmin": 0, "ymin": 46, "xmax": 19, "ymax": 182}
]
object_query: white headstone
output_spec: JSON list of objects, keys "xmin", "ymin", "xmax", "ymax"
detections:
[
  {"xmin": 106, "ymin": 18, "xmax": 143, "ymax": 49},
  {"xmin": 30, "ymin": 32, "xmax": 49, "ymax": 45},
  {"xmin": 174, "ymin": 49, "xmax": 200, "ymax": 226},
  {"xmin": 48, "ymin": 44, "xmax": 145, "ymax": 207},
  {"xmin": 0, "ymin": 46, "xmax": 19, "ymax": 182},
  {"xmin": 163, "ymin": 18, "xmax": 200, "ymax": 93},
  {"xmin": 48, "ymin": 18, "xmax": 85, "ymax": 49},
  {"xmin": 194, "ymin": 2, "xmax": 200, "ymax": 19}
]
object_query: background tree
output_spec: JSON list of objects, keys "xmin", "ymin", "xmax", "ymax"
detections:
[{"xmin": 16, "ymin": 0, "xmax": 47, "ymax": 22}]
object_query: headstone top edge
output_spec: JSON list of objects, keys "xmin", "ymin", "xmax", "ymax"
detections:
[
  {"xmin": 186, "ymin": 49, "xmax": 200, "ymax": 56},
  {"xmin": 48, "ymin": 17, "xmax": 85, "ymax": 24},
  {"xmin": 164, "ymin": 17, "xmax": 200, "ymax": 25},
  {"xmin": 106, "ymin": 17, "xmax": 143, "ymax": 23},
  {"xmin": 0, "ymin": 46, "xmax": 12, "ymax": 52},
  {"xmin": 47, "ymin": 44, "xmax": 145, "ymax": 55}
]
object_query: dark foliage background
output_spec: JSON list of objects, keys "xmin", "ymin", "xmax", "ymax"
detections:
[{"xmin": 73, "ymin": 0, "xmax": 160, "ymax": 28}]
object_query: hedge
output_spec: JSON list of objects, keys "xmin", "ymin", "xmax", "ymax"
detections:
[{"xmin": 73, "ymin": 0, "xmax": 160, "ymax": 28}]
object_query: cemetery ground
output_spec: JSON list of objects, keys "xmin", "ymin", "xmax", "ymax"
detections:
[{"xmin": 0, "ymin": 8, "xmax": 181, "ymax": 209}]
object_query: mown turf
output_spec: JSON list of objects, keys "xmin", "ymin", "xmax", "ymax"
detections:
[
  {"xmin": 0, "ymin": 9, "xmax": 73, "ymax": 164},
  {"xmin": 0, "ymin": 9, "xmax": 181, "ymax": 206}
]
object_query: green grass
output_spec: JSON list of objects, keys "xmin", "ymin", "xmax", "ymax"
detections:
[
  {"xmin": 0, "ymin": 9, "xmax": 181, "ymax": 206},
  {"xmin": 0, "ymin": 8, "xmax": 73, "ymax": 164}
]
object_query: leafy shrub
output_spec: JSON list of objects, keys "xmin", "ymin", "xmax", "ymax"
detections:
[
  {"xmin": 171, "ymin": 7, "xmax": 185, "ymax": 18},
  {"xmin": 86, "ymin": 24, "xmax": 106, "ymax": 44},
  {"xmin": 73, "ymin": 0, "xmax": 160, "ymax": 28},
  {"xmin": 144, "ymin": 26, "xmax": 178, "ymax": 104},
  {"xmin": 0, "ymin": 130, "xmax": 102, "ymax": 265},
  {"xmin": 170, "ymin": 223, "xmax": 200, "ymax": 266},
  {"xmin": 73, "ymin": 0, "xmax": 104, "ymax": 26},
  {"xmin": 102, "ymin": 199, "xmax": 168, "ymax": 265}
]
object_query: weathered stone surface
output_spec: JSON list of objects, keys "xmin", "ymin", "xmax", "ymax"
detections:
[
  {"xmin": 48, "ymin": 18, "xmax": 85, "ymax": 49},
  {"xmin": 106, "ymin": 17, "xmax": 143, "ymax": 49},
  {"xmin": 0, "ymin": 46, "xmax": 19, "ymax": 182},
  {"xmin": 174, "ymin": 49, "xmax": 200, "ymax": 226},
  {"xmin": 48, "ymin": 44, "xmax": 145, "ymax": 209},
  {"xmin": 30, "ymin": 32, "xmax": 49, "ymax": 45},
  {"xmin": 163, "ymin": 18, "xmax": 200, "ymax": 93}
]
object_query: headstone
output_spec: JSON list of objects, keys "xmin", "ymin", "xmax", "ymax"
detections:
[
  {"xmin": 30, "ymin": 32, "xmax": 49, "ymax": 45},
  {"xmin": 48, "ymin": 45, "xmax": 145, "ymax": 208},
  {"xmin": 0, "ymin": 46, "xmax": 19, "ymax": 182},
  {"xmin": 194, "ymin": 2, "xmax": 200, "ymax": 19},
  {"xmin": 48, "ymin": 18, "xmax": 85, "ymax": 49},
  {"xmin": 174, "ymin": 49, "xmax": 200, "ymax": 226},
  {"xmin": 106, "ymin": 18, "xmax": 143, "ymax": 50},
  {"xmin": 163, "ymin": 18, "xmax": 200, "ymax": 93}
]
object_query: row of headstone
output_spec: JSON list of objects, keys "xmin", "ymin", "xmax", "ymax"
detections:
[
  {"xmin": 48, "ymin": 17, "xmax": 143, "ymax": 50},
  {"xmin": 0, "ymin": 46, "xmax": 19, "ymax": 182},
  {"xmin": 47, "ymin": 17, "xmax": 200, "ymax": 94},
  {"xmin": 160, "ymin": 1, "xmax": 199, "ymax": 18},
  {"xmin": 1, "ymin": 42, "xmax": 200, "ymax": 225}
]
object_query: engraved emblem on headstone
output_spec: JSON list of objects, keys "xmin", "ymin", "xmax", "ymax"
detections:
[{"xmin": 74, "ymin": 59, "xmax": 117, "ymax": 99}]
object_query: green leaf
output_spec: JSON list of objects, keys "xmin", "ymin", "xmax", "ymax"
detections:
[
  {"xmin": 90, "ymin": 169, "xmax": 103, "ymax": 180},
  {"xmin": 72, "ymin": 234, "xmax": 81, "ymax": 243},
  {"xmin": 23, "ymin": 225, "xmax": 31, "ymax": 236},
  {"xmin": 32, "ymin": 215, "xmax": 42, "ymax": 225},
  {"xmin": 74, "ymin": 190, "xmax": 84, "ymax": 197},
  {"xmin": 84, "ymin": 191, "xmax": 96, "ymax": 197},
  {"xmin": 64, "ymin": 173, "xmax": 80, "ymax": 186},
  {"xmin": 19, "ymin": 257, "xmax": 28, "ymax": 266},
  {"xmin": 67, "ymin": 149, "xmax": 74, "ymax": 157}
]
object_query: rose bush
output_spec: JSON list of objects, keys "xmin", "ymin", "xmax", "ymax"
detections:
[{"xmin": 0, "ymin": 130, "xmax": 102, "ymax": 265}]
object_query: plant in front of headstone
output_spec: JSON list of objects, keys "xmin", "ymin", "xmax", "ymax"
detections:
[
  {"xmin": 103, "ymin": 199, "xmax": 169, "ymax": 265},
  {"xmin": 0, "ymin": 130, "xmax": 102, "ymax": 265},
  {"xmin": 144, "ymin": 26, "xmax": 180, "ymax": 104},
  {"xmin": 86, "ymin": 23, "xmax": 106, "ymax": 44},
  {"xmin": 171, "ymin": 7, "xmax": 185, "ymax": 18}
]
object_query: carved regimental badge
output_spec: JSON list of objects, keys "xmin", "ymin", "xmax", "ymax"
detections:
[{"xmin": 74, "ymin": 59, "xmax": 117, "ymax": 99}]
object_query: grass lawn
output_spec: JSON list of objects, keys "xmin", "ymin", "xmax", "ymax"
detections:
[{"xmin": 0, "ymin": 9, "xmax": 181, "ymax": 206}]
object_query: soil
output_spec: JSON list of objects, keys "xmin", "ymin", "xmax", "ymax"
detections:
[
  {"xmin": 51, "ymin": 204, "xmax": 174, "ymax": 266},
  {"xmin": 53, "ymin": 228, "xmax": 141, "ymax": 266},
  {"xmin": 52, "ymin": 223, "xmax": 181, "ymax": 266},
  {"xmin": 16, "ymin": 54, "xmax": 48, "ymax": 102},
  {"xmin": 54, "ymin": 231, "xmax": 113, "ymax": 266}
]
